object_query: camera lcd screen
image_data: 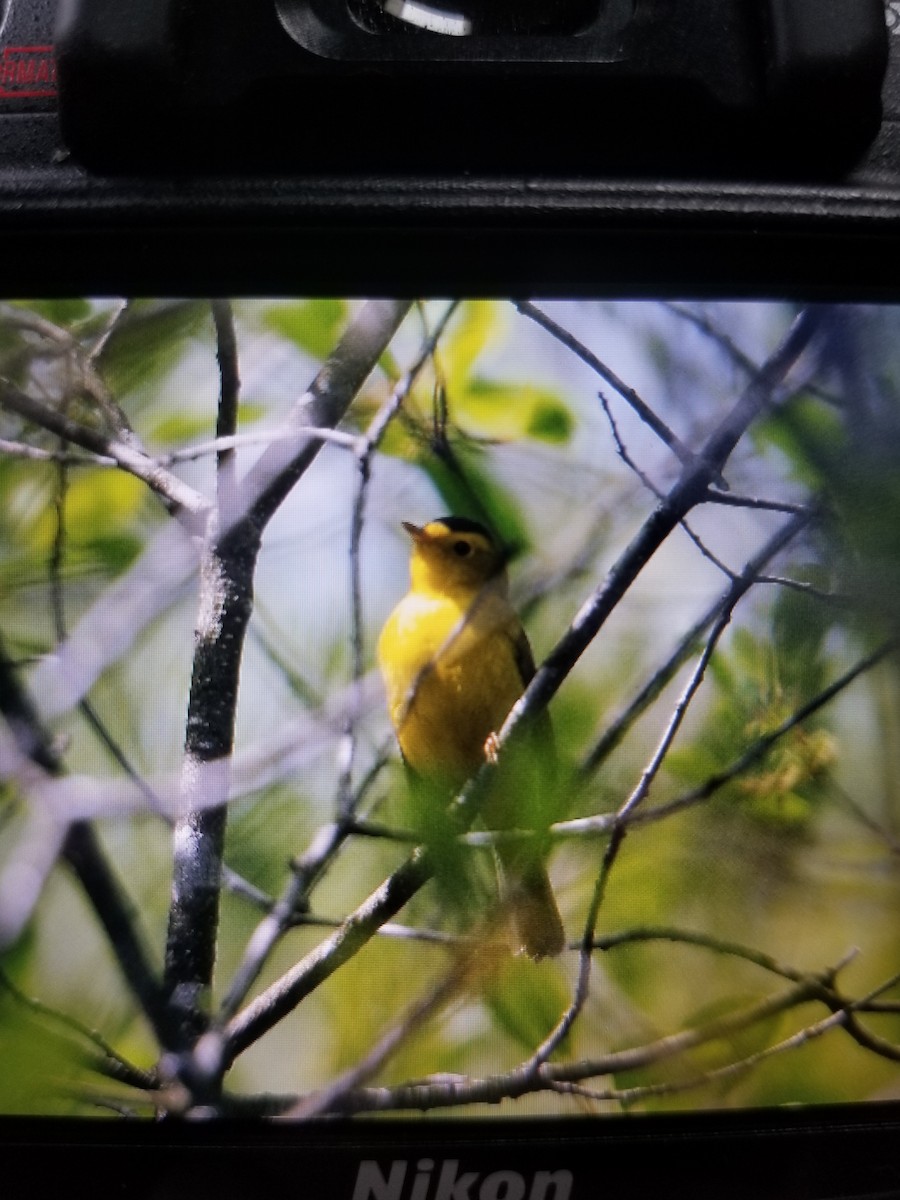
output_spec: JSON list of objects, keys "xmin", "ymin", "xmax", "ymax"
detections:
[{"xmin": 1, "ymin": 296, "xmax": 898, "ymax": 1124}]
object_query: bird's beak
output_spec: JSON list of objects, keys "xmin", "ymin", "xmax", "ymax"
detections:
[{"xmin": 402, "ymin": 521, "xmax": 426, "ymax": 542}]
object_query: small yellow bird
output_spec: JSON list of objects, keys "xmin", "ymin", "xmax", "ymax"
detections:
[{"xmin": 377, "ymin": 516, "xmax": 565, "ymax": 959}]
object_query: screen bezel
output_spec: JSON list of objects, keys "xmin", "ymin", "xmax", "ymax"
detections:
[{"xmin": 3, "ymin": 185, "xmax": 900, "ymax": 1199}]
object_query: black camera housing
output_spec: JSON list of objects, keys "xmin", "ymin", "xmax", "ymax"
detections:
[
  {"xmin": 0, "ymin": 0, "xmax": 897, "ymax": 297},
  {"xmin": 2, "ymin": 5, "xmax": 900, "ymax": 1200},
  {"xmin": 50, "ymin": 0, "xmax": 887, "ymax": 174}
]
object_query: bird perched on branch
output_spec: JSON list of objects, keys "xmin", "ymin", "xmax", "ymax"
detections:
[{"xmin": 377, "ymin": 516, "xmax": 565, "ymax": 959}]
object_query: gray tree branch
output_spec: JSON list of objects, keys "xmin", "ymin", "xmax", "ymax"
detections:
[{"xmin": 162, "ymin": 301, "xmax": 412, "ymax": 1089}]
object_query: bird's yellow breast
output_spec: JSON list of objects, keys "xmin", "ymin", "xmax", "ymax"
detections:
[{"xmin": 377, "ymin": 583, "xmax": 525, "ymax": 792}]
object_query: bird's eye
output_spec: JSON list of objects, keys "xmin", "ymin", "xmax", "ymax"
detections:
[{"xmin": 452, "ymin": 540, "xmax": 472, "ymax": 557}]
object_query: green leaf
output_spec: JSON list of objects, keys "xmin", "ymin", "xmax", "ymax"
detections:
[
  {"xmin": 0, "ymin": 923, "xmax": 36, "ymax": 982},
  {"xmin": 771, "ymin": 569, "xmax": 831, "ymax": 695},
  {"xmin": 96, "ymin": 300, "xmax": 209, "ymax": 399},
  {"xmin": 0, "ymin": 945, "xmax": 93, "ymax": 1115},
  {"xmin": 729, "ymin": 626, "xmax": 768, "ymax": 685},
  {"xmin": 263, "ymin": 299, "xmax": 348, "ymax": 359},
  {"xmin": 30, "ymin": 469, "xmax": 146, "ymax": 555},
  {"xmin": 666, "ymin": 743, "xmax": 728, "ymax": 787},
  {"xmin": 149, "ymin": 413, "xmax": 213, "ymax": 446},
  {"xmin": 455, "ymin": 381, "xmax": 573, "ymax": 446},
  {"xmin": 443, "ymin": 301, "xmax": 508, "ymax": 388},
  {"xmin": 744, "ymin": 789, "xmax": 813, "ymax": 829},
  {"xmin": 527, "ymin": 397, "xmax": 574, "ymax": 443},
  {"xmin": 753, "ymin": 394, "xmax": 843, "ymax": 489},
  {"xmin": 236, "ymin": 402, "xmax": 267, "ymax": 426},
  {"xmin": 86, "ymin": 532, "xmax": 143, "ymax": 574}
]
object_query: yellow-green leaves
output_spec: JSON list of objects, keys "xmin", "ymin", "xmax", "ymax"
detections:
[
  {"xmin": 262, "ymin": 299, "xmax": 349, "ymax": 359},
  {"xmin": 456, "ymin": 380, "xmax": 574, "ymax": 445},
  {"xmin": 440, "ymin": 302, "xmax": 573, "ymax": 445},
  {"xmin": 31, "ymin": 469, "xmax": 147, "ymax": 572}
]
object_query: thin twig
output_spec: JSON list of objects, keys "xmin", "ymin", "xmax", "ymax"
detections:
[
  {"xmin": 222, "ymin": 848, "xmax": 434, "ymax": 1068},
  {"xmin": 594, "ymin": 924, "xmax": 900, "ymax": 1062},
  {"xmin": 292, "ymin": 979, "xmax": 822, "ymax": 1115},
  {"xmin": 704, "ymin": 490, "xmax": 811, "ymax": 515},
  {"xmin": 0, "ymin": 438, "xmax": 109, "ymax": 465},
  {"xmin": 47, "ymin": 418, "xmax": 168, "ymax": 820},
  {"xmin": 664, "ymin": 303, "xmax": 844, "ymax": 410},
  {"xmin": 598, "ymin": 389, "xmax": 737, "ymax": 580},
  {"xmin": 0, "ymin": 303, "xmax": 135, "ymax": 441},
  {"xmin": 536, "ymin": 594, "xmax": 748, "ymax": 1070},
  {"xmin": 0, "ymin": 967, "xmax": 157, "ymax": 1091},
  {"xmin": 516, "ymin": 300, "xmax": 699, "ymax": 473},
  {"xmin": 159, "ymin": 427, "xmax": 360, "ymax": 463},
  {"xmin": 552, "ymin": 1003, "xmax": 850, "ymax": 1107},
  {"xmin": 579, "ymin": 510, "xmax": 811, "ymax": 777},
  {"xmin": 0, "ymin": 379, "xmax": 209, "ymax": 527},
  {"xmin": 86, "ymin": 299, "xmax": 130, "ymax": 362},
  {"xmin": 284, "ymin": 954, "xmax": 469, "ymax": 1119},
  {"xmin": 217, "ymin": 749, "xmax": 392, "ymax": 1022},
  {"xmin": 560, "ymin": 638, "xmax": 898, "ymax": 840},
  {"xmin": 753, "ymin": 574, "xmax": 849, "ymax": 605},
  {"xmin": 290, "ymin": 914, "xmax": 462, "ymax": 945}
]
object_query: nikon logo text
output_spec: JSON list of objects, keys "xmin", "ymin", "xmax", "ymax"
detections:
[{"xmin": 352, "ymin": 1159, "xmax": 574, "ymax": 1200}]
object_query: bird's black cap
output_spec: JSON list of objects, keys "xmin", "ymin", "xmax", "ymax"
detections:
[{"xmin": 431, "ymin": 516, "xmax": 493, "ymax": 538}]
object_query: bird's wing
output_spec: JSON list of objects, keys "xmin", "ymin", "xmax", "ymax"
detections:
[
  {"xmin": 502, "ymin": 617, "xmax": 558, "ymax": 810},
  {"xmin": 505, "ymin": 620, "xmax": 554, "ymax": 752},
  {"xmin": 510, "ymin": 623, "xmax": 537, "ymax": 688}
]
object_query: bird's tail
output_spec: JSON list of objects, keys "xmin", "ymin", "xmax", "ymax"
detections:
[{"xmin": 498, "ymin": 849, "xmax": 565, "ymax": 960}]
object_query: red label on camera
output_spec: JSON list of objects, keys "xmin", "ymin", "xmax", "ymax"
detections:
[{"xmin": 0, "ymin": 45, "xmax": 57, "ymax": 98}]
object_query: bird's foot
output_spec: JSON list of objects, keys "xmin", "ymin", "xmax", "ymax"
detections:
[{"xmin": 484, "ymin": 731, "xmax": 501, "ymax": 764}]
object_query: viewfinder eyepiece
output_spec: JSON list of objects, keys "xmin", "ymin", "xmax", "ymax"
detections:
[{"xmin": 349, "ymin": 0, "xmax": 602, "ymax": 35}]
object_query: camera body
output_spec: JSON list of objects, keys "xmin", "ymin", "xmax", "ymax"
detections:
[
  {"xmin": 3, "ymin": 5, "xmax": 900, "ymax": 1200},
  {"xmin": 0, "ymin": 0, "xmax": 899, "ymax": 296},
  {"xmin": 49, "ymin": 0, "xmax": 887, "ymax": 174}
]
